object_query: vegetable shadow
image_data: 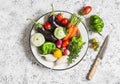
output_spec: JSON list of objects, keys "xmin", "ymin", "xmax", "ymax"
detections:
[
  {"xmin": 84, "ymin": 17, "xmax": 93, "ymax": 35},
  {"xmin": 85, "ymin": 17, "xmax": 90, "ymax": 31}
]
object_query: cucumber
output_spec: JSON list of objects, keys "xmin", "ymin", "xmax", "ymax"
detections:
[
  {"xmin": 54, "ymin": 27, "xmax": 66, "ymax": 39},
  {"xmin": 31, "ymin": 33, "xmax": 45, "ymax": 47}
]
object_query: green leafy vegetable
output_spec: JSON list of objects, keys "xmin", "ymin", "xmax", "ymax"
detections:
[
  {"xmin": 68, "ymin": 36, "xmax": 84, "ymax": 63},
  {"xmin": 38, "ymin": 42, "xmax": 56, "ymax": 55},
  {"xmin": 90, "ymin": 15, "xmax": 104, "ymax": 34}
]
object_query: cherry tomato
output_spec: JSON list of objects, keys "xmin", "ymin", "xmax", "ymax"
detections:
[
  {"xmin": 62, "ymin": 40, "xmax": 69, "ymax": 47},
  {"xmin": 61, "ymin": 18, "xmax": 68, "ymax": 25},
  {"xmin": 56, "ymin": 13, "xmax": 63, "ymax": 22},
  {"xmin": 81, "ymin": 6, "xmax": 92, "ymax": 15},
  {"xmin": 44, "ymin": 22, "xmax": 51, "ymax": 30}
]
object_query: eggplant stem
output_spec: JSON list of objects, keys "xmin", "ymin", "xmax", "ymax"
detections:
[
  {"xmin": 27, "ymin": 18, "xmax": 37, "ymax": 24},
  {"xmin": 27, "ymin": 18, "xmax": 42, "ymax": 28},
  {"xmin": 50, "ymin": 4, "xmax": 55, "ymax": 16}
]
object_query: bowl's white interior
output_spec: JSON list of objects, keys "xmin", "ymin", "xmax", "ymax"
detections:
[{"xmin": 30, "ymin": 11, "xmax": 89, "ymax": 70}]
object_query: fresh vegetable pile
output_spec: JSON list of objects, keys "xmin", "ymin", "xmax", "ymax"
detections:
[
  {"xmin": 28, "ymin": 6, "xmax": 84, "ymax": 67},
  {"xmin": 28, "ymin": 5, "xmax": 105, "ymax": 69}
]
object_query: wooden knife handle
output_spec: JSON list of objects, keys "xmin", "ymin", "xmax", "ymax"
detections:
[{"xmin": 86, "ymin": 57, "xmax": 101, "ymax": 80}]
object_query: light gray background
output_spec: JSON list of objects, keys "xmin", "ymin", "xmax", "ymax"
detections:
[{"xmin": 0, "ymin": 0, "xmax": 120, "ymax": 84}]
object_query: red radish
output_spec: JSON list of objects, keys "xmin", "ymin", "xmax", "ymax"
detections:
[
  {"xmin": 63, "ymin": 49, "xmax": 70, "ymax": 55},
  {"xmin": 62, "ymin": 46, "xmax": 66, "ymax": 51},
  {"xmin": 44, "ymin": 22, "xmax": 51, "ymax": 30},
  {"xmin": 56, "ymin": 40, "xmax": 62, "ymax": 48}
]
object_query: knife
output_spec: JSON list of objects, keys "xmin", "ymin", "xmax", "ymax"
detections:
[{"xmin": 86, "ymin": 35, "xmax": 109, "ymax": 80}]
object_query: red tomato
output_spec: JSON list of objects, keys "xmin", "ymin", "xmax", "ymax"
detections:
[
  {"xmin": 44, "ymin": 22, "xmax": 51, "ymax": 30},
  {"xmin": 56, "ymin": 13, "xmax": 63, "ymax": 22},
  {"xmin": 81, "ymin": 6, "xmax": 92, "ymax": 15},
  {"xmin": 62, "ymin": 40, "xmax": 70, "ymax": 47},
  {"xmin": 61, "ymin": 18, "xmax": 68, "ymax": 25}
]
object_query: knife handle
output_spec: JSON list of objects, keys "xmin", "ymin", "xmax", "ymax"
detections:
[{"xmin": 86, "ymin": 57, "xmax": 101, "ymax": 80}]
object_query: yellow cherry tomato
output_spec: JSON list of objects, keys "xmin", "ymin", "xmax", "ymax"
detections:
[{"xmin": 53, "ymin": 49, "xmax": 62, "ymax": 58}]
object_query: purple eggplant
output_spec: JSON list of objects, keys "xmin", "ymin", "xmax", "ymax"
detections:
[
  {"xmin": 37, "ymin": 27, "xmax": 57, "ymax": 42},
  {"xmin": 48, "ymin": 15, "xmax": 57, "ymax": 31},
  {"xmin": 47, "ymin": 5, "xmax": 57, "ymax": 32}
]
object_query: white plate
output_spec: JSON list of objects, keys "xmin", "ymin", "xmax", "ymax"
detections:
[{"xmin": 30, "ymin": 11, "xmax": 89, "ymax": 70}]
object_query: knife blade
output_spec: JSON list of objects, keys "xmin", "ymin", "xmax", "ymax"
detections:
[
  {"xmin": 86, "ymin": 35, "xmax": 109, "ymax": 80},
  {"xmin": 97, "ymin": 35, "xmax": 109, "ymax": 59}
]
